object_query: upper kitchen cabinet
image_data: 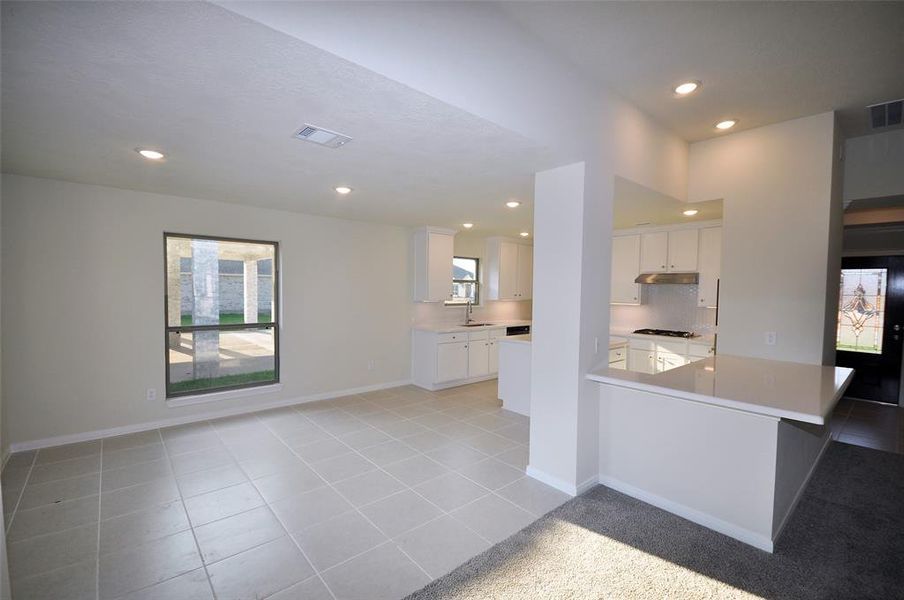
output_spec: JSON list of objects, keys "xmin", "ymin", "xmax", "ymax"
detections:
[
  {"xmin": 486, "ymin": 237, "xmax": 533, "ymax": 300},
  {"xmin": 640, "ymin": 229, "xmax": 698, "ymax": 273},
  {"xmin": 697, "ymin": 227, "xmax": 722, "ymax": 308},
  {"xmin": 611, "ymin": 234, "xmax": 641, "ymax": 304},
  {"xmin": 413, "ymin": 226, "xmax": 455, "ymax": 302}
]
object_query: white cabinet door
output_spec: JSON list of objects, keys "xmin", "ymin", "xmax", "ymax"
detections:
[
  {"xmin": 498, "ymin": 241, "xmax": 519, "ymax": 300},
  {"xmin": 488, "ymin": 339, "xmax": 499, "ymax": 374},
  {"xmin": 640, "ymin": 232, "xmax": 669, "ymax": 273},
  {"xmin": 658, "ymin": 351, "xmax": 687, "ymax": 373},
  {"xmin": 667, "ymin": 228, "xmax": 699, "ymax": 272},
  {"xmin": 697, "ymin": 227, "xmax": 722, "ymax": 307},
  {"xmin": 516, "ymin": 244, "xmax": 533, "ymax": 299},
  {"xmin": 468, "ymin": 339, "xmax": 490, "ymax": 377},
  {"xmin": 611, "ymin": 235, "xmax": 641, "ymax": 304},
  {"xmin": 427, "ymin": 231, "xmax": 454, "ymax": 301},
  {"xmin": 436, "ymin": 341, "xmax": 469, "ymax": 382},
  {"xmin": 629, "ymin": 349, "xmax": 656, "ymax": 374}
]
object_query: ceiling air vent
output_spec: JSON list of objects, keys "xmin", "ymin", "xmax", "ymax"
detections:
[
  {"xmin": 292, "ymin": 124, "xmax": 352, "ymax": 148},
  {"xmin": 868, "ymin": 99, "xmax": 903, "ymax": 130}
]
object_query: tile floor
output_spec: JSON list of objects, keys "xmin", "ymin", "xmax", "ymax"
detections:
[
  {"xmin": 2, "ymin": 380, "xmax": 571, "ymax": 600},
  {"xmin": 830, "ymin": 397, "xmax": 904, "ymax": 454}
]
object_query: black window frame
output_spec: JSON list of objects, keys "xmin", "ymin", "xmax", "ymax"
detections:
[
  {"xmin": 163, "ymin": 232, "xmax": 280, "ymax": 398},
  {"xmin": 446, "ymin": 256, "xmax": 480, "ymax": 306}
]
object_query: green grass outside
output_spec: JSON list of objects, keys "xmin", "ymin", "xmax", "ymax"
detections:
[
  {"xmin": 169, "ymin": 369, "xmax": 276, "ymax": 394},
  {"xmin": 180, "ymin": 312, "xmax": 272, "ymax": 326}
]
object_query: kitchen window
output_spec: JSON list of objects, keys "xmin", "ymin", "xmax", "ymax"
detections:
[
  {"xmin": 446, "ymin": 256, "xmax": 480, "ymax": 305},
  {"xmin": 164, "ymin": 233, "xmax": 279, "ymax": 398}
]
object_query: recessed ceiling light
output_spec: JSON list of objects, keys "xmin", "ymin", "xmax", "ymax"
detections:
[
  {"xmin": 334, "ymin": 186, "xmax": 352, "ymax": 194},
  {"xmin": 137, "ymin": 149, "xmax": 164, "ymax": 160},
  {"xmin": 462, "ymin": 223, "xmax": 474, "ymax": 229},
  {"xmin": 519, "ymin": 232, "xmax": 530, "ymax": 237},
  {"xmin": 674, "ymin": 81, "xmax": 700, "ymax": 96},
  {"xmin": 683, "ymin": 209, "xmax": 699, "ymax": 216},
  {"xmin": 715, "ymin": 119, "xmax": 737, "ymax": 130},
  {"xmin": 506, "ymin": 201, "xmax": 521, "ymax": 208}
]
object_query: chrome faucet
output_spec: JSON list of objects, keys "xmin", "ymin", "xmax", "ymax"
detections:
[{"xmin": 464, "ymin": 299, "xmax": 474, "ymax": 325}]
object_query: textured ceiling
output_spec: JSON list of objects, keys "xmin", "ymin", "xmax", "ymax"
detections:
[
  {"xmin": 614, "ymin": 177, "xmax": 722, "ymax": 230},
  {"xmin": 502, "ymin": 1, "xmax": 904, "ymax": 141},
  {"xmin": 1, "ymin": 2, "xmax": 556, "ymax": 236}
]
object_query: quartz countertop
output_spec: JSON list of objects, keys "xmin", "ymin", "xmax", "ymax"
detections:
[
  {"xmin": 610, "ymin": 329, "xmax": 716, "ymax": 346},
  {"xmin": 587, "ymin": 354, "xmax": 853, "ymax": 425},
  {"xmin": 499, "ymin": 334, "xmax": 531, "ymax": 345},
  {"xmin": 412, "ymin": 319, "xmax": 531, "ymax": 334}
]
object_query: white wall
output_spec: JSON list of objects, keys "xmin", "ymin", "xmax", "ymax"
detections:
[
  {"xmin": 843, "ymin": 128, "xmax": 904, "ymax": 203},
  {"xmin": 0, "ymin": 175, "xmax": 412, "ymax": 447},
  {"xmin": 688, "ymin": 112, "xmax": 840, "ymax": 365}
]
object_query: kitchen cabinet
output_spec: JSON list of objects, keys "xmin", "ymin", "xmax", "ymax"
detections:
[
  {"xmin": 611, "ymin": 235, "xmax": 641, "ymax": 304},
  {"xmin": 413, "ymin": 327, "xmax": 507, "ymax": 390},
  {"xmin": 413, "ymin": 226, "xmax": 455, "ymax": 302},
  {"xmin": 640, "ymin": 229, "xmax": 699, "ymax": 273},
  {"xmin": 658, "ymin": 351, "xmax": 688, "ymax": 372},
  {"xmin": 629, "ymin": 349, "xmax": 656, "ymax": 374},
  {"xmin": 486, "ymin": 238, "xmax": 533, "ymax": 300},
  {"xmin": 697, "ymin": 227, "xmax": 722, "ymax": 308},
  {"xmin": 609, "ymin": 344, "xmax": 627, "ymax": 370}
]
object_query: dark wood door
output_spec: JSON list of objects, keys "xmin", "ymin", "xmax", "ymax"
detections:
[{"xmin": 836, "ymin": 256, "xmax": 904, "ymax": 404}]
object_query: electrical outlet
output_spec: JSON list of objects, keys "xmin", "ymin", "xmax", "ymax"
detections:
[
  {"xmin": 594, "ymin": 337, "xmax": 599, "ymax": 354},
  {"xmin": 764, "ymin": 332, "xmax": 777, "ymax": 346},
  {"xmin": 367, "ymin": 360, "xmax": 376, "ymax": 371},
  {"xmin": 146, "ymin": 388, "xmax": 157, "ymax": 402}
]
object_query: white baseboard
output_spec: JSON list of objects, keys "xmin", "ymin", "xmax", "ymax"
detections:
[
  {"xmin": 8, "ymin": 379, "xmax": 412, "ymax": 453},
  {"xmin": 598, "ymin": 473, "xmax": 774, "ymax": 553},
  {"xmin": 771, "ymin": 433, "xmax": 831, "ymax": 545},
  {"xmin": 525, "ymin": 465, "xmax": 598, "ymax": 497}
]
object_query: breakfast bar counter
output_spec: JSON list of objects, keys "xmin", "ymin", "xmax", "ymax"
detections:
[{"xmin": 586, "ymin": 354, "xmax": 853, "ymax": 552}]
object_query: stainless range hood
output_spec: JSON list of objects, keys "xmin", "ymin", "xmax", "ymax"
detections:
[{"xmin": 634, "ymin": 272, "xmax": 699, "ymax": 284}]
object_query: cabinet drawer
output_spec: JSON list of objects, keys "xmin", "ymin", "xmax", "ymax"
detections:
[
  {"xmin": 609, "ymin": 359, "xmax": 627, "ymax": 370},
  {"xmin": 609, "ymin": 347, "xmax": 626, "ymax": 363},
  {"xmin": 437, "ymin": 332, "xmax": 466, "ymax": 343},
  {"xmin": 468, "ymin": 330, "xmax": 489, "ymax": 341}
]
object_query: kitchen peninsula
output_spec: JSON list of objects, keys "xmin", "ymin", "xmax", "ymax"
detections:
[{"xmin": 587, "ymin": 354, "xmax": 853, "ymax": 552}]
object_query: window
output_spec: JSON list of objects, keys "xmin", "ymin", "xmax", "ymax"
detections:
[
  {"xmin": 447, "ymin": 256, "xmax": 480, "ymax": 305},
  {"xmin": 164, "ymin": 234, "xmax": 279, "ymax": 397},
  {"xmin": 837, "ymin": 267, "xmax": 886, "ymax": 354}
]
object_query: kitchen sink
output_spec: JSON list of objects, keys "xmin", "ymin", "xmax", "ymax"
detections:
[{"xmin": 463, "ymin": 323, "xmax": 495, "ymax": 327}]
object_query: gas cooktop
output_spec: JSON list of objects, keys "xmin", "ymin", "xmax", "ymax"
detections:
[{"xmin": 632, "ymin": 328, "xmax": 697, "ymax": 338}]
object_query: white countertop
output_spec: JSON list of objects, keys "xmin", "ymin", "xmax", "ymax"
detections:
[
  {"xmin": 413, "ymin": 319, "xmax": 531, "ymax": 334},
  {"xmin": 587, "ymin": 354, "xmax": 853, "ymax": 425},
  {"xmin": 499, "ymin": 334, "xmax": 531, "ymax": 345},
  {"xmin": 610, "ymin": 329, "xmax": 716, "ymax": 346}
]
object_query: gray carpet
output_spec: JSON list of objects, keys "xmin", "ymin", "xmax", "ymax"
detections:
[{"xmin": 407, "ymin": 443, "xmax": 904, "ymax": 599}]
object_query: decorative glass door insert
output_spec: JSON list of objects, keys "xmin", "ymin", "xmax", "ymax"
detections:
[{"xmin": 836, "ymin": 268, "xmax": 886, "ymax": 354}]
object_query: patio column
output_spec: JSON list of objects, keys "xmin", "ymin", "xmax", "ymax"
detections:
[
  {"xmin": 191, "ymin": 239, "xmax": 220, "ymax": 380},
  {"xmin": 166, "ymin": 245, "xmax": 182, "ymax": 349},
  {"xmin": 244, "ymin": 259, "xmax": 258, "ymax": 323}
]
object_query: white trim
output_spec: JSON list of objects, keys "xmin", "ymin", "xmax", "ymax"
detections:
[
  {"xmin": 413, "ymin": 374, "xmax": 498, "ymax": 392},
  {"xmin": 524, "ymin": 465, "xmax": 597, "ymax": 497},
  {"xmin": 613, "ymin": 219, "xmax": 723, "ymax": 237},
  {"xmin": 770, "ymin": 434, "xmax": 831, "ymax": 545},
  {"xmin": 8, "ymin": 379, "xmax": 412, "ymax": 453},
  {"xmin": 597, "ymin": 473, "xmax": 774, "ymax": 553},
  {"xmin": 166, "ymin": 383, "xmax": 284, "ymax": 408}
]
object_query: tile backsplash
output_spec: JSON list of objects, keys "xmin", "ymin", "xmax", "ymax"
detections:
[
  {"xmin": 610, "ymin": 284, "xmax": 716, "ymax": 335},
  {"xmin": 413, "ymin": 300, "xmax": 531, "ymax": 327}
]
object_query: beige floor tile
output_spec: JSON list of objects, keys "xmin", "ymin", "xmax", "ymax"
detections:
[
  {"xmin": 496, "ymin": 476, "xmax": 571, "ymax": 516},
  {"xmin": 11, "ymin": 558, "xmax": 97, "ymax": 600},
  {"xmin": 100, "ymin": 477, "xmax": 181, "ymax": 520},
  {"xmin": 270, "ymin": 486, "xmax": 354, "ymax": 532},
  {"xmin": 116, "ymin": 567, "xmax": 213, "ymax": 600},
  {"xmin": 8, "ymin": 494, "xmax": 99, "ymax": 541},
  {"xmin": 266, "ymin": 576, "xmax": 333, "ymax": 600},
  {"xmin": 360, "ymin": 490, "xmax": 443, "ymax": 537},
  {"xmin": 176, "ymin": 463, "xmax": 248, "ymax": 498},
  {"xmin": 101, "ymin": 430, "xmax": 162, "ymax": 453},
  {"xmin": 184, "ymin": 482, "xmax": 264, "ymax": 527},
  {"xmin": 35, "ymin": 441, "xmax": 101, "ymax": 465},
  {"xmin": 98, "ymin": 529, "xmax": 202, "ymax": 599},
  {"xmin": 28, "ymin": 454, "xmax": 100, "ymax": 484},
  {"xmin": 456, "ymin": 458, "xmax": 525, "ymax": 490},
  {"xmin": 252, "ymin": 464, "xmax": 326, "ymax": 503},
  {"xmin": 194, "ymin": 505, "xmax": 285, "ymax": 564},
  {"xmin": 382, "ymin": 455, "xmax": 449, "ymax": 487},
  {"xmin": 207, "ymin": 536, "xmax": 313, "ymax": 600},
  {"xmin": 100, "ymin": 499, "xmax": 190, "ymax": 555},
  {"xmin": 309, "ymin": 453, "xmax": 376, "ymax": 483},
  {"xmin": 394, "ymin": 514, "xmax": 491, "ymax": 578},
  {"xmin": 332, "ymin": 469, "xmax": 406, "ymax": 507},
  {"xmin": 17, "ymin": 472, "xmax": 99, "ymax": 510},
  {"xmin": 321, "ymin": 542, "xmax": 430, "ymax": 600},
  {"xmin": 8, "ymin": 521, "xmax": 98, "ymax": 579},
  {"xmin": 413, "ymin": 471, "xmax": 489, "ymax": 511},
  {"xmin": 102, "ymin": 459, "xmax": 171, "ymax": 492},
  {"xmin": 450, "ymin": 493, "xmax": 536, "ymax": 544},
  {"xmin": 102, "ymin": 443, "xmax": 166, "ymax": 471},
  {"xmin": 294, "ymin": 511, "xmax": 388, "ymax": 570}
]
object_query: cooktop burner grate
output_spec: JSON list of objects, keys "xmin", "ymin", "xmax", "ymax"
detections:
[{"xmin": 632, "ymin": 328, "xmax": 696, "ymax": 338}]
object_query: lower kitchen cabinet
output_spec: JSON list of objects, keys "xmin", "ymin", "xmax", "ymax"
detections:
[
  {"xmin": 413, "ymin": 327, "xmax": 506, "ymax": 390},
  {"xmin": 629, "ymin": 349, "xmax": 656, "ymax": 374},
  {"xmin": 436, "ymin": 341, "xmax": 469, "ymax": 382},
  {"xmin": 626, "ymin": 337, "xmax": 714, "ymax": 374}
]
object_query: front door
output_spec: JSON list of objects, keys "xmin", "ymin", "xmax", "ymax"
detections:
[{"xmin": 836, "ymin": 256, "xmax": 904, "ymax": 404}]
